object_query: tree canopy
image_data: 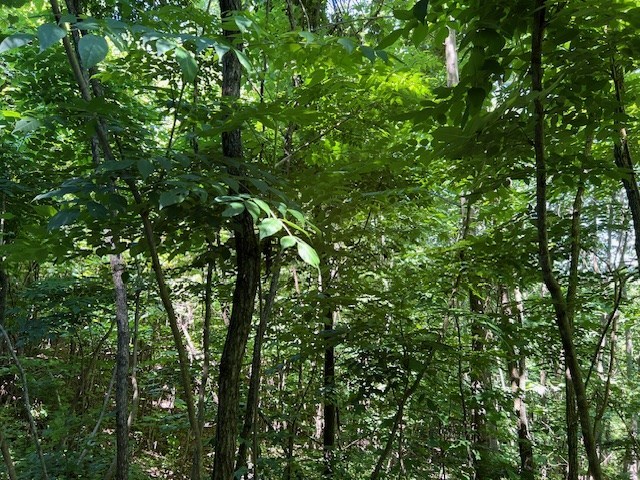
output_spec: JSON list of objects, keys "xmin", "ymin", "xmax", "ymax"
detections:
[{"xmin": 1, "ymin": 0, "xmax": 640, "ymax": 479}]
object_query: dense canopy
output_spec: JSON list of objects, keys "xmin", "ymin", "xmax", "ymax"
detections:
[{"xmin": 1, "ymin": 0, "xmax": 640, "ymax": 479}]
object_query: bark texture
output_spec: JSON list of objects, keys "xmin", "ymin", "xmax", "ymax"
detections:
[
  {"xmin": 212, "ymin": 1, "xmax": 261, "ymax": 479},
  {"xmin": 110, "ymin": 254, "xmax": 130, "ymax": 480},
  {"xmin": 531, "ymin": 2, "xmax": 602, "ymax": 478},
  {"xmin": 236, "ymin": 259, "xmax": 281, "ymax": 476},
  {"xmin": 611, "ymin": 60, "xmax": 640, "ymax": 266}
]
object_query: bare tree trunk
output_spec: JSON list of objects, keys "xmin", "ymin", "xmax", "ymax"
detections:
[
  {"xmin": 627, "ymin": 326, "xmax": 639, "ymax": 479},
  {"xmin": 469, "ymin": 289, "xmax": 492, "ymax": 480},
  {"xmin": 236, "ymin": 258, "xmax": 281, "ymax": 475},
  {"xmin": 323, "ymin": 308, "xmax": 337, "ymax": 478},
  {"xmin": 212, "ymin": 2, "xmax": 261, "ymax": 479},
  {"xmin": 110, "ymin": 254, "xmax": 130, "ymax": 480},
  {"xmin": 444, "ymin": 27, "xmax": 459, "ymax": 87},
  {"xmin": 611, "ymin": 59, "xmax": 640, "ymax": 265},
  {"xmin": 0, "ymin": 428, "xmax": 17, "ymax": 480},
  {"xmin": 500, "ymin": 288, "xmax": 534, "ymax": 479},
  {"xmin": 370, "ymin": 366, "xmax": 428, "ymax": 480},
  {"xmin": 531, "ymin": 2, "xmax": 602, "ymax": 478},
  {"xmin": 198, "ymin": 260, "xmax": 214, "ymax": 435}
]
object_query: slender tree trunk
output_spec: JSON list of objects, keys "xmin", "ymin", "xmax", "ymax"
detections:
[
  {"xmin": 469, "ymin": 289, "xmax": 492, "ymax": 480},
  {"xmin": 323, "ymin": 307, "xmax": 337, "ymax": 478},
  {"xmin": 500, "ymin": 288, "xmax": 534, "ymax": 479},
  {"xmin": 444, "ymin": 27, "xmax": 459, "ymax": 87},
  {"xmin": 611, "ymin": 59, "xmax": 640, "ymax": 265},
  {"xmin": 0, "ymin": 428, "xmax": 17, "ymax": 480},
  {"xmin": 198, "ymin": 260, "xmax": 214, "ymax": 436},
  {"xmin": 627, "ymin": 326, "xmax": 639, "ymax": 479},
  {"xmin": 531, "ymin": 2, "xmax": 602, "ymax": 478},
  {"xmin": 236, "ymin": 258, "xmax": 281, "ymax": 476},
  {"xmin": 370, "ymin": 366, "xmax": 428, "ymax": 480},
  {"xmin": 212, "ymin": 2, "xmax": 261, "ymax": 479},
  {"xmin": 565, "ymin": 378, "xmax": 578, "ymax": 480},
  {"xmin": 110, "ymin": 254, "xmax": 130, "ymax": 480}
]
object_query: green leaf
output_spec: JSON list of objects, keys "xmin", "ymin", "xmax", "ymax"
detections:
[
  {"xmin": 360, "ymin": 45, "xmax": 376, "ymax": 62},
  {"xmin": 466, "ymin": 87, "xmax": 486, "ymax": 114},
  {"xmin": 78, "ymin": 35, "xmax": 108, "ymax": 69},
  {"xmin": 156, "ymin": 38, "xmax": 176, "ymax": 55},
  {"xmin": 393, "ymin": 9, "xmax": 414, "ymax": 20},
  {"xmin": 37, "ymin": 24, "xmax": 66, "ymax": 52},
  {"xmin": 235, "ymin": 49, "xmax": 253, "ymax": 73},
  {"xmin": 86, "ymin": 201, "xmax": 109, "ymax": 219},
  {"xmin": 159, "ymin": 189, "xmax": 188, "ymax": 209},
  {"xmin": 413, "ymin": 0, "xmax": 429, "ymax": 23},
  {"xmin": 12, "ymin": 117, "xmax": 41, "ymax": 134},
  {"xmin": 280, "ymin": 235, "xmax": 296, "ymax": 250},
  {"xmin": 48, "ymin": 209, "xmax": 80, "ymax": 231},
  {"xmin": 222, "ymin": 202, "xmax": 245, "ymax": 217},
  {"xmin": 175, "ymin": 47, "xmax": 197, "ymax": 81},
  {"xmin": 412, "ymin": 23, "xmax": 429, "ymax": 46},
  {"xmin": 0, "ymin": 34, "xmax": 35, "ymax": 54},
  {"xmin": 250, "ymin": 198, "xmax": 271, "ymax": 214},
  {"xmin": 296, "ymin": 239, "xmax": 320, "ymax": 269},
  {"xmin": 378, "ymin": 29, "xmax": 404, "ymax": 49},
  {"xmin": 337, "ymin": 38, "xmax": 355, "ymax": 53},
  {"xmin": 258, "ymin": 218, "xmax": 283, "ymax": 241},
  {"xmin": 137, "ymin": 159, "xmax": 154, "ymax": 179},
  {"xmin": 245, "ymin": 199, "xmax": 260, "ymax": 221}
]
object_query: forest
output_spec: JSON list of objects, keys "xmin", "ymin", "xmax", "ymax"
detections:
[{"xmin": 1, "ymin": 0, "xmax": 639, "ymax": 479}]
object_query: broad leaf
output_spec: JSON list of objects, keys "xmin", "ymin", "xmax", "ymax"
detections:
[
  {"xmin": 222, "ymin": 202, "xmax": 245, "ymax": 217},
  {"xmin": 296, "ymin": 239, "xmax": 320, "ymax": 269},
  {"xmin": 0, "ymin": 34, "xmax": 35, "ymax": 54},
  {"xmin": 258, "ymin": 218, "xmax": 283, "ymax": 241},
  {"xmin": 175, "ymin": 47, "xmax": 198, "ymax": 81},
  {"xmin": 78, "ymin": 35, "xmax": 108, "ymax": 69},
  {"xmin": 48, "ymin": 209, "xmax": 80, "ymax": 230},
  {"xmin": 13, "ymin": 117, "xmax": 41, "ymax": 134},
  {"xmin": 159, "ymin": 189, "xmax": 187, "ymax": 209},
  {"xmin": 280, "ymin": 235, "xmax": 296, "ymax": 249},
  {"xmin": 38, "ymin": 24, "xmax": 66, "ymax": 52}
]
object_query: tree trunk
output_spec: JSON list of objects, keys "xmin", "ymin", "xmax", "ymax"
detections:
[
  {"xmin": 565, "ymin": 378, "xmax": 578, "ymax": 480},
  {"xmin": 0, "ymin": 428, "xmax": 17, "ymax": 480},
  {"xmin": 236, "ymin": 258, "xmax": 281, "ymax": 476},
  {"xmin": 611, "ymin": 59, "xmax": 640, "ymax": 265},
  {"xmin": 469, "ymin": 289, "xmax": 492, "ymax": 480},
  {"xmin": 370, "ymin": 366, "xmax": 428, "ymax": 480},
  {"xmin": 444, "ymin": 27, "xmax": 459, "ymax": 87},
  {"xmin": 110, "ymin": 254, "xmax": 130, "ymax": 480},
  {"xmin": 500, "ymin": 288, "xmax": 534, "ymax": 479},
  {"xmin": 323, "ymin": 309, "xmax": 337, "ymax": 478},
  {"xmin": 212, "ymin": 2, "xmax": 261, "ymax": 479},
  {"xmin": 531, "ymin": 2, "xmax": 602, "ymax": 478},
  {"xmin": 626, "ymin": 326, "xmax": 639, "ymax": 479}
]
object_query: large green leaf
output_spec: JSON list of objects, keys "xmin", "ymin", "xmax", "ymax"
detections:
[
  {"xmin": 296, "ymin": 239, "xmax": 319, "ymax": 269},
  {"xmin": 0, "ymin": 34, "xmax": 34, "ymax": 54},
  {"xmin": 48, "ymin": 209, "xmax": 80, "ymax": 231},
  {"xmin": 37, "ymin": 23, "xmax": 66, "ymax": 52},
  {"xmin": 78, "ymin": 35, "xmax": 109, "ymax": 69},
  {"xmin": 258, "ymin": 218, "xmax": 283, "ymax": 241},
  {"xmin": 159, "ymin": 188, "xmax": 188, "ymax": 208},
  {"xmin": 175, "ymin": 47, "xmax": 197, "ymax": 81}
]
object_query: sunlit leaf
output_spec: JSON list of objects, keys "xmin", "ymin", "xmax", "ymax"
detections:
[
  {"xmin": 78, "ymin": 35, "xmax": 108, "ymax": 69},
  {"xmin": 0, "ymin": 34, "xmax": 34, "ymax": 54},
  {"xmin": 37, "ymin": 24, "xmax": 66, "ymax": 52},
  {"xmin": 175, "ymin": 47, "xmax": 197, "ymax": 81},
  {"xmin": 258, "ymin": 218, "xmax": 283, "ymax": 241}
]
